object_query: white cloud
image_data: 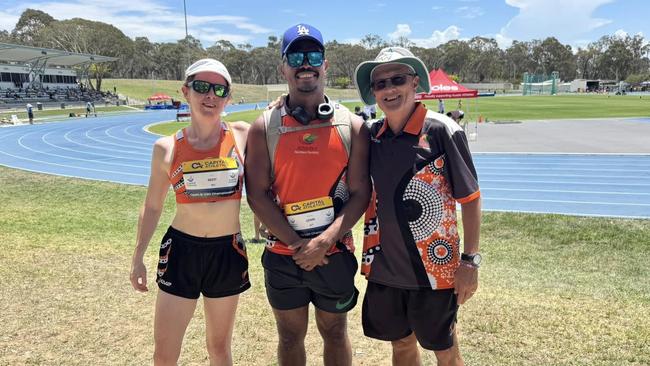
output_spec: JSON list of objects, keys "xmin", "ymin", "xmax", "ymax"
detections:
[
  {"xmin": 498, "ymin": 0, "xmax": 614, "ymax": 43},
  {"xmin": 0, "ymin": 10, "xmax": 20, "ymax": 33},
  {"xmin": 412, "ymin": 25, "xmax": 462, "ymax": 48},
  {"xmin": 494, "ymin": 33, "xmax": 514, "ymax": 48},
  {"xmin": 613, "ymin": 29, "xmax": 628, "ymax": 38},
  {"xmin": 388, "ymin": 24, "xmax": 412, "ymax": 40},
  {"xmin": 1, "ymin": 0, "xmax": 272, "ymax": 46},
  {"xmin": 456, "ymin": 6, "xmax": 484, "ymax": 19},
  {"xmin": 432, "ymin": 6, "xmax": 444, "ymax": 10}
]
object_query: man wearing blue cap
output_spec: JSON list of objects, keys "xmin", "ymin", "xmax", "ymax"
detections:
[{"xmin": 245, "ymin": 24, "xmax": 370, "ymax": 365}]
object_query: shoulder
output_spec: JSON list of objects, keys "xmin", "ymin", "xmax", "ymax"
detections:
[
  {"xmin": 228, "ymin": 121, "xmax": 251, "ymax": 135},
  {"xmin": 153, "ymin": 135, "xmax": 174, "ymax": 152},
  {"xmin": 423, "ymin": 110, "xmax": 462, "ymax": 136},
  {"xmin": 367, "ymin": 118, "xmax": 385, "ymax": 137},
  {"xmin": 348, "ymin": 113, "xmax": 368, "ymax": 134}
]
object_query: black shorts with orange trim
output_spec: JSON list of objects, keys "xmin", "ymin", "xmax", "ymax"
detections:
[
  {"xmin": 156, "ymin": 226, "xmax": 251, "ymax": 299},
  {"xmin": 362, "ymin": 282, "xmax": 458, "ymax": 351},
  {"xmin": 262, "ymin": 250, "xmax": 359, "ymax": 313}
]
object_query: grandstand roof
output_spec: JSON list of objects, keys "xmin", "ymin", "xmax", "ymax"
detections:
[{"xmin": 0, "ymin": 42, "xmax": 117, "ymax": 67}]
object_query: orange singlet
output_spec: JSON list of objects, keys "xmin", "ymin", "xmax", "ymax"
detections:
[
  {"xmin": 169, "ymin": 122, "xmax": 243, "ymax": 204},
  {"xmin": 266, "ymin": 112, "xmax": 354, "ymax": 255}
]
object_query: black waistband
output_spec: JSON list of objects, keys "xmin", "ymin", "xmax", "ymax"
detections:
[{"xmin": 166, "ymin": 226, "xmax": 238, "ymax": 245}]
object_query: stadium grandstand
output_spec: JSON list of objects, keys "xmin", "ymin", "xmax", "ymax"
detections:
[{"xmin": 0, "ymin": 42, "xmax": 118, "ymax": 111}]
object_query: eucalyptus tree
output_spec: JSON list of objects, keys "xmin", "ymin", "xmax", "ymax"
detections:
[
  {"xmin": 10, "ymin": 9, "xmax": 55, "ymax": 45},
  {"xmin": 38, "ymin": 18, "xmax": 132, "ymax": 90}
]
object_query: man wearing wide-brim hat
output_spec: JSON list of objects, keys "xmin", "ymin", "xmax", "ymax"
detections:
[{"xmin": 355, "ymin": 46, "xmax": 482, "ymax": 366}]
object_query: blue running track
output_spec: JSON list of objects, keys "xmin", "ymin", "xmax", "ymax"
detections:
[{"xmin": 0, "ymin": 110, "xmax": 648, "ymax": 219}]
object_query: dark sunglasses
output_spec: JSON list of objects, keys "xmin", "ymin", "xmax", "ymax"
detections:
[
  {"xmin": 285, "ymin": 51, "xmax": 325, "ymax": 68},
  {"xmin": 370, "ymin": 73, "xmax": 416, "ymax": 91},
  {"xmin": 187, "ymin": 80, "xmax": 229, "ymax": 98}
]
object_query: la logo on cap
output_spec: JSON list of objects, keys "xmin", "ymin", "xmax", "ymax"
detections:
[{"xmin": 297, "ymin": 24, "xmax": 310, "ymax": 36}]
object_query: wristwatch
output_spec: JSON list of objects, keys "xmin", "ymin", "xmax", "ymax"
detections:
[{"xmin": 461, "ymin": 252, "xmax": 482, "ymax": 268}]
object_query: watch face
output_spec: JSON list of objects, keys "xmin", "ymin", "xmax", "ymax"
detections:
[{"xmin": 472, "ymin": 253, "xmax": 482, "ymax": 265}]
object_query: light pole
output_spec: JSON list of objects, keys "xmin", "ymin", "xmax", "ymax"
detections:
[{"xmin": 183, "ymin": 0, "xmax": 190, "ymax": 70}]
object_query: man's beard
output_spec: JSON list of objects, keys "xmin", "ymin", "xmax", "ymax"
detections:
[{"xmin": 297, "ymin": 84, "xmax": 319, "ymax": 93}]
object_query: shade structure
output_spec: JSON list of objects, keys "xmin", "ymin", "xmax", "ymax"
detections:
[{"xmin": 416, "ymin": 69, "xmax": 478, "ymax": 100}]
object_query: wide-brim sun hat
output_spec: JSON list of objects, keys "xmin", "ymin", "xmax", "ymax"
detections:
[
  {"xmin": 184, "ymin": 58, "xmax": 232, "ymax": 86},
  {"xmin": 354, "ymin": 46, "xmax": 430, "ymax": 105}
]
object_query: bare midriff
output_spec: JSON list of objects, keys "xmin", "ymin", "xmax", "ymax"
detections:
[{"xmin": 171, "ymin": 199, "xmax": 241, "ymax": 237}]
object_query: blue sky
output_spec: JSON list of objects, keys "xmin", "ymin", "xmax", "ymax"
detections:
[{"xmin": 1, "ymin": 0, "xmax": 648, "ymax": 50}]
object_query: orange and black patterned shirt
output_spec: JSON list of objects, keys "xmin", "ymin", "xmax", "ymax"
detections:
[{"xmin": 362, "ymin": 103, "xmax": 480, "ymax": 290}]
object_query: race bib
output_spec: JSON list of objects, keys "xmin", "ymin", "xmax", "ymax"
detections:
[
  {"xmin": 182, "ymin": 158, "xmax": 239, "ymax": 197},
  {"xmin": 285, "ymin": 196, "xmax": 335, "ymax": 237}
]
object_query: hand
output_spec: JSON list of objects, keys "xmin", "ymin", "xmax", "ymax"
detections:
[
  {"xmin": 454, "ymin": 263, "xmax": 478, "ymax": 305},
  {"xmin": 130, "ymin": 260, "xmax": 149, "ymax": 292},
  {"xmin": 266, "ymin": 94, "xmax": 286, "ymax": 110},
  {"xmin": 290, "ymin": 238, "xmax": 330, "ymax": 271}
]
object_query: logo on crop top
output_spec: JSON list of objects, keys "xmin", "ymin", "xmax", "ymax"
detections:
[{"xmin": 302, "ymin": 133, "xmax": 317, "ymax": 144}]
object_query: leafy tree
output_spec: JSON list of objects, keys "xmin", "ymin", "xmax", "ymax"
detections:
[
  {"xmin": 466, "ymin": 36, "xmax": 505, "ymax": 82},
  {"xmin": 325, "ymin": 41, "xmax": 369, "ymax": 87},
  {"xmin": 504, "ymin": 41, "xmax": 534, "ymax": 82},
  {"xmin": 0, "ymin": 30, "xmax": 11, "ymax": 43},
  {"xmin": 11, "ymin": 9, "xmax": 55, "ymax": 45},
  {"xmin": 575, "ymin": 46, "xmax": 601, "ymax": 79},
  {"xmin": 360, "ymin": 34, "xmax": 387, "ymax": 50},
  {"xmin": 438, "ymin": 40, "xmax": 472, "ymax": 80},
  {"xmin": 529, "ymin": 37, "xmax": 576, "ymax": 80}
]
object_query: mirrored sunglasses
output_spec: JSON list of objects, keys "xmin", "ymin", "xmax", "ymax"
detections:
[
  {"xmin": 285, "ymin": 51, "xmax": 324, "ymax": 68},
  {"xmin": 370, "ymin": 73, "xmax": 416, "ymax": 91},
  {"xmin": 188, "ymin": 80, "xmax": 229, "ymax": 98}
]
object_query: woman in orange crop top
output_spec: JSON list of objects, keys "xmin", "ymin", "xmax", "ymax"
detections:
[{"xmin": 129, "ymin": 59, "xmax": 250, "ymax": 365}]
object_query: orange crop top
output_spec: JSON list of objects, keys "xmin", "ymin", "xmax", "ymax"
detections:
[
  {"xmin": 169, "ymin": 123, "xmax": 243, "ymax": 204},
  {"xmin": 265, "ymin": 112, "xmax": 354, "ymax": 256}
]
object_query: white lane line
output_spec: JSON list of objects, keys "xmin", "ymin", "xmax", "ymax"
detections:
[
  {"xmin": 474, "ymin": 157, "xmax": 650, "ymax": 163},
  {"xmin": 65, "ymin": 124, "xmax": 150, "ymax": 156},
  {"xmin": 478, "ymin": 172, "xmax": 650, "ymax": 179},
  {"xmin": 483, "ymin": 187, "xmax": 650, "ymax": 196},
  {"xmin": 0, "ymin": 146, "xmax": 148, "ymax": 177},
  {"xmin": 482, "ymin": 197, "xmax": 650, "ymax": 207},
  {"xmin": 83, "ymin": 123, "xmax": 150, "ymax": 152},
  {"xmin": 480, "ymin": 179, "xmax": 649, "ymax": 187},
  {"xmin": 478, "ymin": 167, "xmax": 650, "ymax": 173},
  {"xmin": 474, "ymin": 152, "xmax": 650, "ymax": 156},
  {"xmin": 477, "ymin": 162, "xmax": 650, "ymax": 169},
  {"xmin": 124, "ymin": 123, "xmax": 159, "ymax": 140},
  {"xmin": 17, "ymin": 131, "xmax": 148, "ymax": 170},
  {"xmin": 481, "ymin": 208, "xmax": 648, "ymax": 220},
  {"xmin": 104, "ymin": 124, "xmax": 153, "ymax": 146},
  {"xmin": 40, "ymin": 130, "xmax": 150, "ymax": 167}
]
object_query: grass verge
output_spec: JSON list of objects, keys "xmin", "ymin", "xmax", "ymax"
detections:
[{"xmin": 1, "ymin": 166, "xmax": 648, "ymax": 365}]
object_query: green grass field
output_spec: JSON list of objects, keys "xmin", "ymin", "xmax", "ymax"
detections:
[
  {"xmin": 1, "ymin": 166, "xmax": 648, "ymax": 365},
  {"xmin": 0, "ymin": 105, "xmax": 135, "ymax": 122},
  {"xmin": 145, "ymin": 94, "xmax": 650, "ymax": 137},
  {"xmin": 103, "ymin": 78, "xmax": 360, "ymax": 104}
]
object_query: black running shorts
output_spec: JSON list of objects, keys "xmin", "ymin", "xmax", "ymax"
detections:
[
  {"xmin": 362, "ymin": 282, "xmax": 458, "ymax": 351},
  {"xmin": 262, "ymin": 250, "xmax": 359, "ymax": 313},
  {"xmin": 156, "ymin": 226, "xmax": 251, "ymax": 299}
]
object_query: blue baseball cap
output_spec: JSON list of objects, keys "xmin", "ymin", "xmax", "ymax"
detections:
[{"xmin": 281, "ymin": 23, "xmax": 324, "ymax": 55}]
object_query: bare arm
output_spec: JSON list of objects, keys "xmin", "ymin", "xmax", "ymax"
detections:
[
  {"xmin": 130, "ymin": 137, "xmax": 173, "ymax": 292},
  {"xmin": 244, "ymin": 115, "xmax": 303, "ymax": 246},
  {"xmin": 229, "ymin": 121, "xmax": 250, "ymax": 157},
  {"xmin": 455, "ymin": 197, "xmax": 481, "ymax": 304},
  {"xmin": 292, "ymin": 115, "xmax": 372, "ymax": 270}
]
